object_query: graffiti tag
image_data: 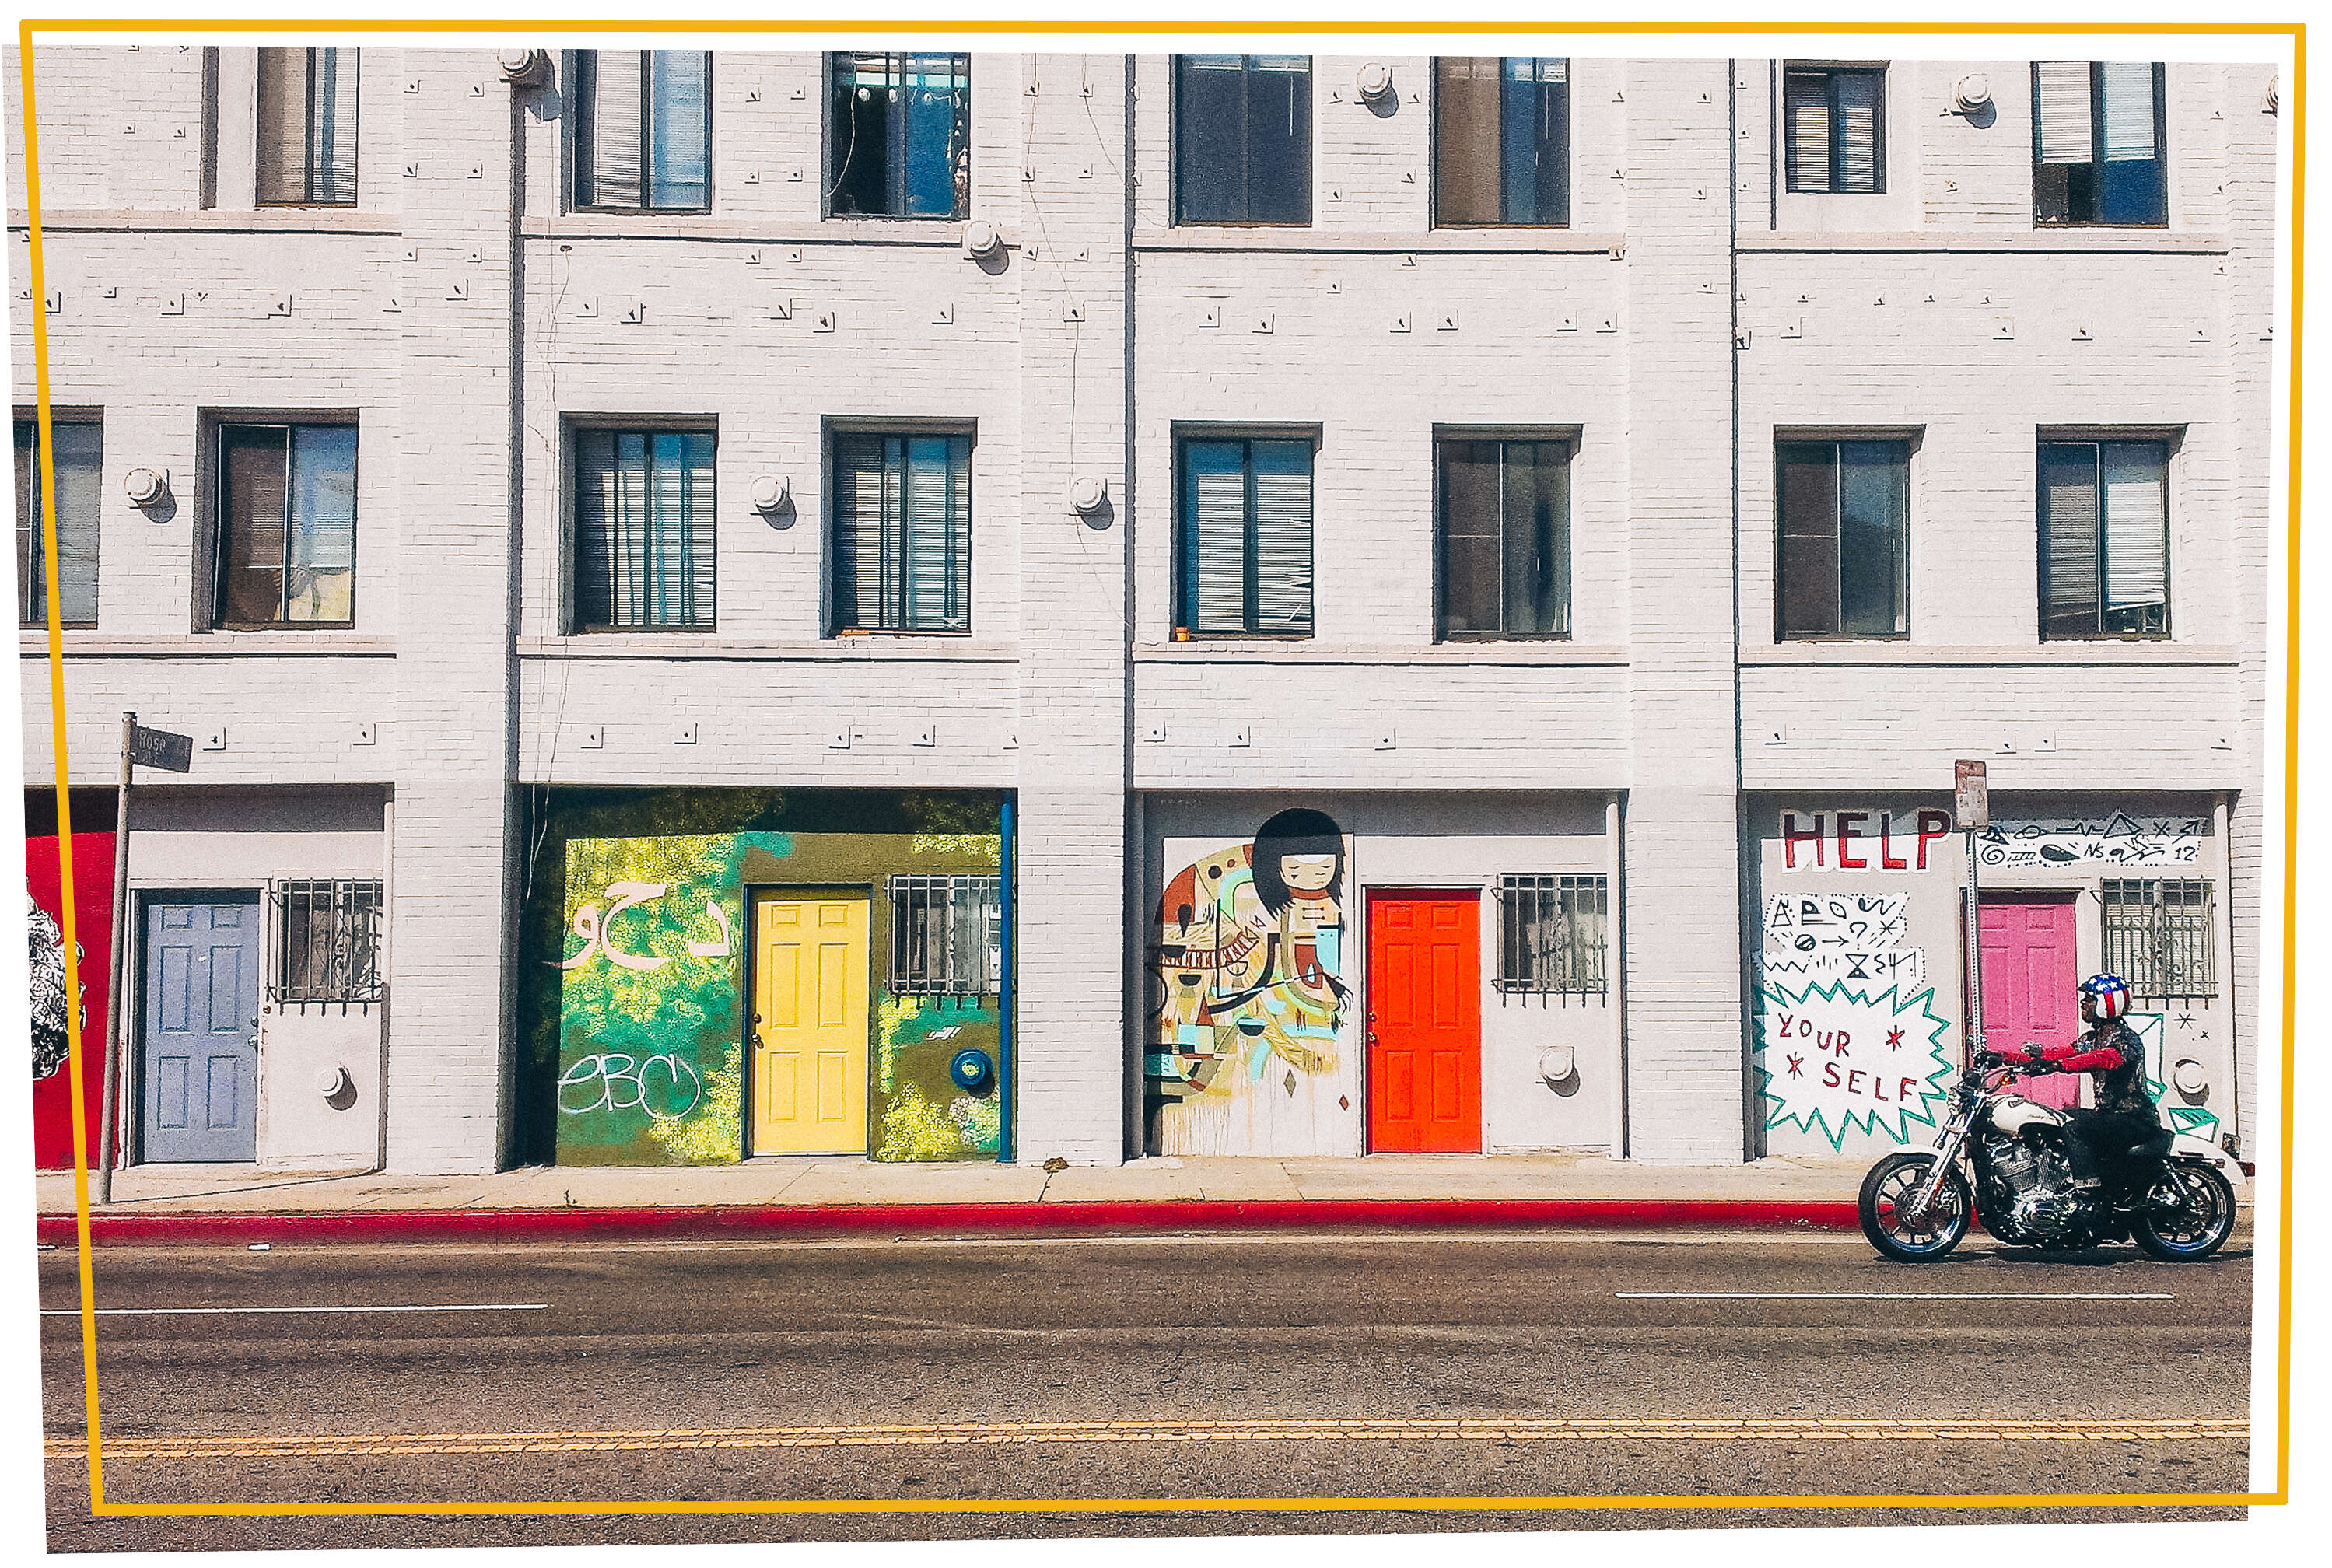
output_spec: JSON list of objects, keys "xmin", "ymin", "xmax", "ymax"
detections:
[
  {"xmin": 552, "ymin": 880, "xmax": 734, "ymax": 971},
  {"xmin": 557, "ymin": 1051, "xmax": 704, "ymax": 1121},
  {"xmin": 1975, "ymin": 814, "xmax": 2204, "ymax": 870}
]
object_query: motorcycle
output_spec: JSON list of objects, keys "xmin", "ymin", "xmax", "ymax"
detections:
[{"xmin": 1858, "ymin": 1052, "xmax": 2242, "ymax": 1262}]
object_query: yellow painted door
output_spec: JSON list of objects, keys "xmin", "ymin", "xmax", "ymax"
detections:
[{"xmin": 751, "ymin": 894, "xmax": 870, "ymax": 1155}]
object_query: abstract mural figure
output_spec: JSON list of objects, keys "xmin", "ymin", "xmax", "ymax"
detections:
[
  {"xmin": 28, "ymin": 894, "xmax": 77, "ymax": 1083},
  {"xmin": 1147, "ymin": 810, "xmax": 1351, "ymax": 1135}
]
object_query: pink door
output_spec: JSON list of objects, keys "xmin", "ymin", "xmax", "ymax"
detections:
[{"xmin": 1977, "ymin": 895, "xmax": 2082, "ymax": 1109}]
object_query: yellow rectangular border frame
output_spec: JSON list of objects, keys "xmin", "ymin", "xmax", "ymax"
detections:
[{"xmin": 19, "ymin": 12, "xmax": 2302, "ymax": 1523}]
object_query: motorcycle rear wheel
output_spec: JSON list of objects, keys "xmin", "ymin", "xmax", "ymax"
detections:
[
  {"xmin": 1859, "ymin": 1153, "xmax": 1973, "ymax": 1262},
  {"xmin": 2131, "ymin": 1164, "xmax": 2237, "ymax": 1262}
]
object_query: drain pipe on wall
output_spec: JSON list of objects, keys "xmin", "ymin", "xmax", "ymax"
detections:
[
  {"xmin": 997, "ymin": 793, "xmax": 1016, "ymax": 1164},
  {"xmin": 374, "ymin": 788, "xmax": 394, "ymax": 1173}
]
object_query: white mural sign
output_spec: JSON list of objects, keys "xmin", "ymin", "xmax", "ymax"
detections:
[
  {"xmin": 1975, "ymin": 814, "xmax": 2204, "ymax": 870},
  {"xmin": 1755, "ymin": 982, "xmax": 1955, "ymax": 1150},
  {"xmin": 1758, "ymin": 891, "xmax": 1927, "ymax": 990}
]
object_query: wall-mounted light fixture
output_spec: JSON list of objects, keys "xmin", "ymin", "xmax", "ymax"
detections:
[
  {"xmin": 1355, "ymin": 62, "xmax": 1395, "ymax": 104},
  {"xmin": 124, "ymin": 467, "xmax": 169, "ymax": 508},
  {"xmin": 961, "ymin": 219, "xmax": 1005, "ymax": 262},
  {"xmin": 498, "ymin": 49, "xmax": 551, "ymax": 88},
  {"xmin": 1069, "ymin": 475, "xmax": 1108, "ymax": 516},
  {"xmin": 749, "ymin": 474, "xmax": 791, "ymax": 514},
  {"xmin": 1952, "ymin": 73, "xmax": 1993, "ymax": 114}
]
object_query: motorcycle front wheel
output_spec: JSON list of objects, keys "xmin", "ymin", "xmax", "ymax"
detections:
[
  {"xmin": 2131, "ymin": 1164, "xmax": 2238, "ymax": 1262},
  {"xmin": 1859, "ymin": 1153, "xmax": 1973, "ymax": 1262}
]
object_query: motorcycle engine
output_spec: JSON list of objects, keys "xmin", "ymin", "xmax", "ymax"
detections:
[{"xmin": 1998, "ymin": 1146, "xmax": 2087, "ymax": 1241}]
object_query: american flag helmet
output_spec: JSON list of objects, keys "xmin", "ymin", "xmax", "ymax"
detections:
[{"xmin": 2079, "ymin": 972, "xmax": 2132, "ymax": 1020}]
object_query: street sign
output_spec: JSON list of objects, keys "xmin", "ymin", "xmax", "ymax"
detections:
[
  {"xmin": 1953, "ymin": 758, "xmax": 1989, "ymax": 831},
  {"xmin": 129, "ymin": 724, "xmax": 194, "ymax": 774}
]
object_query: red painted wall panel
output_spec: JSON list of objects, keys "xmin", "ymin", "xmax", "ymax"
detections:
[{"xmin": 25, "ymin": 831, "xmax": 112, "ymax": 1170}]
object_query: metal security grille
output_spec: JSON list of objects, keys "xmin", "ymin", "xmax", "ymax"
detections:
[
  {"xmin": 1494, "ymin": 874, "xmax": 1609, "ymax": 998},
  {"xmin": 2101, "ymin": 878, "xmax": 2217, "ymax": 999},
  {"xmin": 888, "ymin": 875, "xmax": 1001, "ymax": 996},
  {"xmin": 271, "ymin": 878, "xmax": 383, "ymax": 1007}
]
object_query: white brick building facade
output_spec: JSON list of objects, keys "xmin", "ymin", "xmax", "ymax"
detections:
[{"xmin": 12, "ymin": 48, "xmax": 2274, "ymax": 1175}]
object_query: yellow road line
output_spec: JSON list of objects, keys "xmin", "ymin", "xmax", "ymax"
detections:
[{"xmin": 47, "ymin": 1417, "xmax": 2250, "ymax": 1463}]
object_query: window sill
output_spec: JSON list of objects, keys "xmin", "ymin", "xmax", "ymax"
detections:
[
  {"xmin": 20, "ymin": 632, "xmax": 396, "ymax": 657},
  {"xmin": 1739, "ymin": 229, "xmax": 2230, "ymax": 254},
  {"xmin": 517, "ymin": 635, "xmax": 1016, "ymax": 662},
  {"xmin": 1134, "ymin": 642, "xmax": 1630, "ymax": 667},
  {"xmin": 8, "ymin": 208, "xmax": 402, "ymax": 235},
  {"xmin": 1135, "ymin": 227, "xmax": 1630, "ymax": 256},
  {"xmin": 530, "ymin": 213, "xmax": 991, "ymax": 247},
  {"xmin": 1738, "ymin": 642, "xmax": 2239, "ymax": 667}
]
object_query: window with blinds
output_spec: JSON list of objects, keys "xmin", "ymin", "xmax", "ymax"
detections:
[
  {"xmin": 1176, "ymin": 436, "xmax": 1315, "ymax": 637},
  {"xmin": 828, "ymin": 52, "xmax": 971, "ymax": 218},
  {"xmin": 1495, "ymin": 875, "xmax": 1609, "ymax": 999},
  {"xmin": 575, "ymin": 50, "xmax": 712, "ymax": 211},
  {"xmin": 216, "ymin": 422, "xmax": 357, "ymax": 628},
  {"xmin": 2102, "ymin": 879, "xmax": 2216, "ymax": 1000},
  {"xmin": 1175, "ymin": 56, "xmax": 1312, "ymax": 225},
  {"xmin": 15, "ymin": 420, "xmax": 101, "ymax": 628},
  {"xmin": 255, "ymin": 47, "xmax": 358, "ymax": 205},
  {"xmin": 572, "ymin": 429, "xmax": 717, "ymax": 631},
  {"xmin": 1434, "ymin": 58, "xmax": 1570, "ymax": 226},
  {"xmin": 1783, "ymin": 66, "xmax": 1885, "ymax": 194},
  {"xmin": 2033, "ymin": 61, "xmax": 2166, "ymax": 226},
  {"xmin": 2039, "ymin": 439, "xmax": 2169, "ymax": 638},
  {"xmin": 830, "ymin": 432, "xmax": 973, "ymax": 633},
  {"xmin": 1775, "ymin": 440, "xmax": 1910, "ymax": 639},
  {"xmin": 1437, "ymin": 438, "xmax": 1571, "ymax": 638}
]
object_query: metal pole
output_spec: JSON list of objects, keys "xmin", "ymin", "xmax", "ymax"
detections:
[
  {"xmin": 96, "ymin": 712, "xmax": 133, "ymax": 1206},
  {"xmin": 1963, "ymin": 827, "xmax": 1985, "ymax": 1061}
]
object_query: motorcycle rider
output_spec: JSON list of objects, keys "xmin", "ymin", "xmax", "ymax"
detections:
[{"xmin": 1985, "ymin": 974, "xmax": 2163, "ymax": 1199}]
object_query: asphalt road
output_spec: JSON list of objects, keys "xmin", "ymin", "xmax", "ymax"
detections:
[{"xmin": 36, "ymin": 1227, "xmax": 2255, "ymax": 1551}]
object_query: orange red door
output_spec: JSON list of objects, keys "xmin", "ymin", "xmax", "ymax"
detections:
[{"xmin": 1367, "ymin": 891, "xmax": 1482, "ymax": 1153}]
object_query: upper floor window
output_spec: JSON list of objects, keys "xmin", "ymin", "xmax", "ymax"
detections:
[
  {"xmin": 831, "ymin": 432, "xmax": 972, "ymax": 634},
  {"xmin": 14, "ymin": 419, "xmax": 101, "ymax": 628},
  {"xmin": 255, "ymin": 47, "xmax": 358, "ymax": 205},
  {"xmin": 1784, "ymin": 65, "xmax": 1884, "ymax": 194},
  {"xmin": 575, "ymin": 50, "xmax": 711, "ymax": 212},
  {"xmin": 1776, "ymin": 439, "xmax": 1908, "ymax": 639},
  {"xmin": 572, "ymin": 428, "xmax": 716, "ymax": 632},
  {"xmin": 1434, "ymin": 58, "xmax": 1570, "ymax": 226},
  {"xmin": 828, "ymin": 52, "xmax": 970, "ymax": 219},
  {"xmin": 1175, "ymin": 56, "xmax": 1311, "ymax": 226},
  {"xmin": 2033, "ymin": 61, "xmax": 2166, "ymax": 227},
  {"xmin": 216, "ymin": 422, "xmax": 357, "ymax": 629},
  {"xmin": 2040, "ymin": 439, "xmax": 2169, "ymax": 639},
  {"xmin": 1176, "ymin": 436, "xmax": 1313, "ymax": 638},
  {"xmin": 1437, "ymin": 437, "xmax": 1571, "ymax": 639}
]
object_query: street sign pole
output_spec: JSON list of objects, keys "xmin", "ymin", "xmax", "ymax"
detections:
[
  {"xmin": 1955, "ymin": 760, "xmax": 1991, "ymax": 1066},
  {"xmin": 97, "ymin": 712, "xmax": 133, "ymax": 1206}
]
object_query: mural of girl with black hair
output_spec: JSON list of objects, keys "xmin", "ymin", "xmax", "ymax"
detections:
[{"xmin": 1244, "ymin": 808, "xmax": 1351, "ymax": 1071}]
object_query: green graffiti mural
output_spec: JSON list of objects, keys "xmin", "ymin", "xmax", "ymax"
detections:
[
  {"xmin": 1755, "ymin": 981, "xmax": 1956, "ymax": 1151},
  {"xmin": 544, "ymin": 801, "xmax": 1004, "ymax": 1167},
  {"xmin": 2131, "ymin": 1013, "xmax": 2223, "ymax": 1143}
]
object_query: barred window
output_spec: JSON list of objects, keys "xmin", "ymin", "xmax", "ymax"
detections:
[
  {"xmin": 2101, "ymin": 879, "xmax": 2217, "ymax": 999},
  {"xmin": 272, "ymin": 879, "xmax": 383, "ymax": 1007},
  {"xmin": 1495, "ymin": 874, "xmax": 1609, "ymax": 998},
  {"xmin": 888, "ymin": 875, "xmax": 1001, "ymax": 996}
]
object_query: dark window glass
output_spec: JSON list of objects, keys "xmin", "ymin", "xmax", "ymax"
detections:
[
  {"xmin": 1176, "ymin": 436, "xmax": 1313, "ymax": 635},
  {"xmin": 831, "ymin": 433, "xmax": 972, "ymax": 632},
  {"xmin": 272, "ymin": 878, "xmax": 384, "ymax": 1006},
  {"xmin": 1434, "ymin": 58, "xmax": 1569, "ymax": 226},
  {"xmin": 576, "ymin": 50, "xmax": 711, "ymax": 211},
  {"xmin": 255, "ymin": 47, "xmax": 358, "ymax": 205},
  {"xmin": 1495, "ymin": 874, "xmax": 1609, "ymax": 996},
  {"xmin": 1437, "ymin": 438, "xmax": 1571, "ymax": 638},
  {"xmin": 218, "ymin": 423, "xmax": 355, "ymax": 628},
  {"xmin": 1784, "ymin": 66, "xmax": 1885, "ymax": 194},
  {"xmin": 572, "ymin": 429, "xmax": 716, "ymax": 631},
  {"xmin": 1775, "ymin": 440, "xmax": 1908, "ymax": 639},
  {"xmin": 2033, "ymin": 61, "xmax": 2166, "ymax": 226},
  {"xmin": 2040, "ymin": 439, "xmax": 2169, "ymax": 638},
  {"xmin": 1175, "ymin": 55, "xmax": 1311, "ymax": 226},
  {"xmin": 16, "ymin": 420, "xmax": 101, "ymax": 628},
  {"xmin": 2101, "ymin": 879, "xmax": 2215, "ymax": 999},
  {"xmin": 887, "ymin": 875, "xmax": 1002, "ymax": 996},
  {"xmin": 828, "ymin": 52, "xmax": 970, "ymax": 218}
]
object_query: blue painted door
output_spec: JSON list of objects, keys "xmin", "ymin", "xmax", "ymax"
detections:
[{"xmin": 142, "ymin": 896, "xmax": 261, "ymax": 1163}]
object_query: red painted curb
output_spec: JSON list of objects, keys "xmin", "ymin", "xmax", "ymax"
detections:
[{"xmin": 34, "ymin": 1198, "xmax": 1859, "ymax": 1247}]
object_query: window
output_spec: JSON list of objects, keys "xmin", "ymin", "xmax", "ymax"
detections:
[
  {"xmin": 255, "ymin": 47, "xmax": 357, "ymax": 205},
  {"xmin": 2039, "ymin": 439, "xmax": 2169, "ymax": 637},
  {"xmin": 271, "ymin": 878, "xmax": 384, "ymax": 1008},
  {"xmin": 1175, "ymin": 55, "xmax": 1311, "ymax": 226},
  {"xmin": 575, "ymin": 50, "xmax": 711, "ymax": 211},
  {"xmin": 828, "ymin": 52, "xmax": 970, "ymax": 219},
  {"xmin": 2102, "ymin": 879, "xmax": 2215, "ymax": 1000},
  {"xmin": 572, "ymin": 429, "xmax": 716, "ymax": 631},
  {"xmin": 1434, "ymin": 58, "xmax": 1570, "ymax": 226},
  {"xmin": 15, "ymin": 419, "xmax": 100, "ymax": 628},
  {"xmin": 2033, "ymin": 61, "xmax": 2166, "ymax": 226},
  {"xmin": 1784, "ymin": 65, "xmax": 1885, "ymax": 194},
  {"xmin": 888, "ymin": 875, "xmax": 1001, "ymax": 996},
  {"xmin": 1175, "ymin": 436, "xmax": 1314, "ymax": 637},
  {"xmin": 216, "ymin": 422, "xmax": 356, "ymax": 628},
  {"xmin": 1775, "ymin": 439, "xmax": 1908, "ymax": 639},
  {"xmin": 1496, "ymin": 874, "xmax": 1609, "ymax": 998},
  {"xmin": 1437, "ymin": 437, "xmax": 1570, "ymax": 639},
  {"xmin": 831, "ymin": 432, "xmax": 972, "ymax": 633}
]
